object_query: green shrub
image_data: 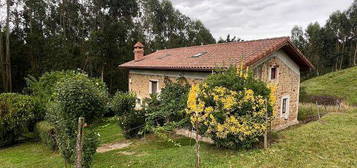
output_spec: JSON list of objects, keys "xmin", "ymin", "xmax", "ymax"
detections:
[
  {"xmin": 110, "ymin": 92, "xmax": 136, "ymax": 116},
  {"xmin": 48, "ymin": 73, "xmax": 108, "ymax": 124},
  {"xmin": 0, "ymin": 93, "xmax": 40, "ymax": 147},
  {"xmin": 186, "ymin": 67, "xmax": 275, "ymax": 149},
  {"xmin": 34, "ymin": 121, "xmax": 57, "ymax": 150},
  {"xmin": 118, "ymin": 109, "xmax": 146, "ymax": 138},
  {"xmin": 110, "ymin": 92, "xmax": 146, "ymax": 138},
  {"xmin": 47, "ymin": 72, "xmax": 105, "ymax": 167},
  {"xmin": 25, "ymin": 71, "xmax": 79, "ymax": 103},
  {"xmin": 25, "ymin": 70, "xmax": 109, "ymax": 118},
  {"xmin": 143, "ymin": 79, "xmax": 190, "ymax": 128}
]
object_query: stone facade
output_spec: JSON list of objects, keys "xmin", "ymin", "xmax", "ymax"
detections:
[
  {"xmin": 252, "ymin": 50, "xmax": 300, "ymax": 130},
  {"xmin": 128, "ymin": 49, "xmax": 300, "ymax": 130},
  {"xmin": 128, "ymin": 69, "xmax": 210, "ymax": 105}
]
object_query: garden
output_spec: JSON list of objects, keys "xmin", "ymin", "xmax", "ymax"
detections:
[{"xmin": 0, "ymin": 67, "xmax": 356, "ymax": 168}]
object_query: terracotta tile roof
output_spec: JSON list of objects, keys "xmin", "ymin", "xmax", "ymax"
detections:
[{"xmin": 119, "ymin": 37, "xmax": 314, "ymax": 71}]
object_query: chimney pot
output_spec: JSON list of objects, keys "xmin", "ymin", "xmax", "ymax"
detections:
[{"xmin": 134, "ymin": 42, "xmax": 144, "ymax": 61}]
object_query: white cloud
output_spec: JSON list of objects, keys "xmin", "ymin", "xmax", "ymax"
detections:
[{"xmin": 171, "ymin": 0, "xmax": 354, "ymax": 40}]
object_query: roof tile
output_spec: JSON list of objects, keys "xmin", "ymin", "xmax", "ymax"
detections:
[{"xmin": 119, "ymin": 37, "xmax": 313, "ymax": 71}]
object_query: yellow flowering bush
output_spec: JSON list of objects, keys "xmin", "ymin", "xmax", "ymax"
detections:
[{"xmin": 186, "ymin": 67, "xmax": 275, "ymax": 149}]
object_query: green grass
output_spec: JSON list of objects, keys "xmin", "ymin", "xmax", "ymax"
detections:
[
  {"xmin": 91, "ymin": 117, "xmax": 124, "ymax": 145},
  {"xmin": 1, "ymin": 111, "xmax": 357, "ymax": 168},
  {"xmin": 301, "ymin": 66, "xmax": 357, "ymax": 105}
]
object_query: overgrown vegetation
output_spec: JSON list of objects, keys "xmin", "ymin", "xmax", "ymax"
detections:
[
  {"xmin": 0, "ymin": 93, "xmax": 43, "ymax": 147},
  {"xmin": 298, "ymin": 103, "xmax": 349, "ymax": 122},
  {"xmin": 118, "ymin": 109, "xmax": 146, "ymax": 139},
  {"xmin": 186, "ymin": 67, "xmax": 275, "ymax": 149},
  {"xmin": 144, "ymin": 78, "xmax": 191, "ymax": 130},
  {"xmin": 110, "ymin": 92, "xmax": 136, "ymax": 116},
  {"xmin": 113, "ymin": 78, "xmax": 191, "ymax": 140},
  {"xmin": 110, "ymin": 91, "xmax": 144, "ymax": 138}
]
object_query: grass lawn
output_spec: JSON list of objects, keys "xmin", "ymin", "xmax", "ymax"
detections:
[
  {"xmin": 1, "ymin": 110, "xmax": 356, "ymax": 168},
  {"xmin": 301, "ymin": 66, "xmax": 357, "ymax": 105}
]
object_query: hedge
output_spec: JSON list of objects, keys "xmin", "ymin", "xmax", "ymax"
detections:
[{"xmin": 0, "ymin": 93, "xmax": 41, "ymax": 147}]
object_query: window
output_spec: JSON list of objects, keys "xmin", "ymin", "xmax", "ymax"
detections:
[
  {"xmin": 149, "ymin": 80, "xmax": 159, "ymax": 94},
  {"xmin": 135, "ymin": 98, "xmax": 142, "ymax": 109},
  {"xmin": 281, "ymin": 96, "xmax": 290, "ymax": 120},
  {"xmin": 136, "ymin": 98, "xmax": 142, "ymax": 105},
  {"xmin": 270, "ymin": 66, "xmax": 277, "ymax": 80}
]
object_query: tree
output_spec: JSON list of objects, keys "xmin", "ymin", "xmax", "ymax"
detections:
[
  {"xmin": 347, "ymin": 0, "xmax": 357, "ymax": 66},
  {"xmin": 326, "ymin": 11, "xmax": 352, "ymax": 70},
  {"xmin": 0, "ymin": 0, "xmax": 216, "ymax": 93},
  {"xmin": 218, "ymin": 34, "xmax": 243, "ymax": 43},
  {"xmin": 291, "ymin": 0, "xmax": 357, "ymax": 79},
  {"xmin": 2, "ymin": 0, "xmax": 12, "ymax": 92},
  {"xmin": 0, "ymin": 28, "xmax": 5, "ymax": 92},
  {"xmin": 291, "ymin": 26, "xmax": 306, "ymax": 51}
]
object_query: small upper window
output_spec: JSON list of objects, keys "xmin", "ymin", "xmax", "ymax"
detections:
[
  {"xmin": 270, "ymin": 66, "xmax": 277, "ymax": 80},
  {"xmin": 150, "ymin": 80, "xmax": 158, "ymax": 94}
]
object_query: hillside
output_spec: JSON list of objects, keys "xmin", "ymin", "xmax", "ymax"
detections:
[{"xmin": 301, "ymin": 66, "xmax": 357, "ymax": 105}]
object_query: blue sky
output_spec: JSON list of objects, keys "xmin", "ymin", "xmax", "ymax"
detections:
[{"xmin": 171, "ymin": 0, "xmax": 354, "ymax": 40}]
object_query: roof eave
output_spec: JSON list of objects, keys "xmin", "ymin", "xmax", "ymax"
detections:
[
  {"xmin": 245, "ymin": 39, "xmax": 315, "ymax": 71},
  {"xmin": 118, "ymin": 65, "xmax": 217, "ymax": 72}
]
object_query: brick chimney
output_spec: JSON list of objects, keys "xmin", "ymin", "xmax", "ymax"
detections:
[{"xmin": 134, "ymin": 42, "xmax": 144, "ymax": 61}]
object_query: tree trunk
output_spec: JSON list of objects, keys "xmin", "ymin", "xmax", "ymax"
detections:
[
  {"xmin": 6, "ymin": 0, "xmax": 12, "ymax": 92},
  {"xmin": 339, "ymin": 42, "xmax": 345, "ymax": 70},
  {"xmin": 195, "ymin": 122, "xmax": 200, "ymax": 168},
  {"xmin": 0, "ymin": 31, "xmax": 6, "ymax": 91},
  {"xmin": 101, "ymin": 63, "xmax": 104, "ymax": 81},
  {"xmin": 353, "ymin": 42, "xmax": 357, "ymax": 66},
  {"xmin": 75, "ymin": 117, "xmax": 85, "ymax": 168},
  {"xmin": 335, "ymin": 41, "xmax": 339, "ymax": 71}
]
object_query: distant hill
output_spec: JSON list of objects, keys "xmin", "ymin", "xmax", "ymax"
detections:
[{"xmin": 301, "ymin": 66, "xmax": 357, "ymax": 105}]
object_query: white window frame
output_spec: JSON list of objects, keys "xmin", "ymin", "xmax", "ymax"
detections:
[
  {"xmin": 149, "ymin": 79, "xmax": 160, "ymax": 94},
  {"xmin": 269, "ymin": 66, "xmax": 278, "ymax": 81},
  {"xmin": 135, "ymin": 97, "xmax": 142, "ymax": 109},
  {"xmin": 280, "ymin": 95, "xmax": 290, "ymax": 120}
]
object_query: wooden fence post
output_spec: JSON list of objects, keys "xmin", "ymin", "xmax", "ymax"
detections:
[
  {"xmin": 76, "ymin": 117, "xmax": 85, "ymax": 168},
  {"xmin": 264, "ymin": 100, "xmax": 268, "ymax": 149},
  {"xmin": 316, "ymin": 101, "xmax": 320, "ymax": 120},
  {"xmin": 195, "ymin": 122, "xmax": 200, "ymax": 168},
  {"xmin": 264, "ymin": 109, "xmax": 268, "ymax": 149}
]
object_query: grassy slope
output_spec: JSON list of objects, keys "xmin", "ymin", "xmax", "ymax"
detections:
[
  {"xmin": 301, "ymin": 66, "xmax": 357, "ymax": 105},
  {"xmin": 1, "ymin": 110, "xmax": 356, "ymax": 168}
]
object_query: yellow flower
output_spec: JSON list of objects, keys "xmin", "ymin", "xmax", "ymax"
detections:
[
  {"xmin": 205, "ymin": 106, "xmax": 214, "ymax": 113},
  {"xmin": 217, "ymin": 124, "xmax": 224, "ymax": 132}
]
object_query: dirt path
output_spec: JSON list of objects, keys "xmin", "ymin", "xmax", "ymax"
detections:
[{"xmin": 96, "ymin": 141, "xmax": 132, "ymax": 153}]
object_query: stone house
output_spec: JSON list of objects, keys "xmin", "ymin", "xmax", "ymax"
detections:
[{"xmin": 119, "ymin": 37, "xmax": 314, "ymax": 130}]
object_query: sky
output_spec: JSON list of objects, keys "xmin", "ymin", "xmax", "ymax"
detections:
[{"xmin": 171, "ymin": 0, "xmax": 354, "ymax": 40}]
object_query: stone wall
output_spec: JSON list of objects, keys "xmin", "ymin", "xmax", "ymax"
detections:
[
  {"xmin": 252, "ymin": 50, "xmax": 300, "ymax": 130},
  {"xmin": 128, "ymin": 69, "xmax": 210, "ymax": 105},
  {"xmin": 128, "ymin": 49, "xmax": 301, "ymax": 130}
]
